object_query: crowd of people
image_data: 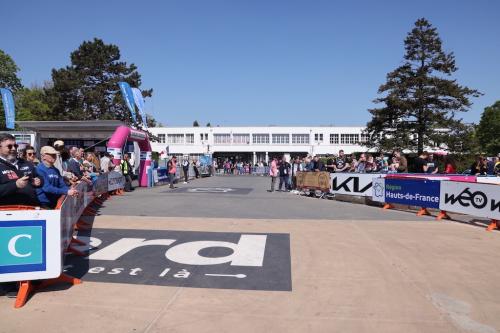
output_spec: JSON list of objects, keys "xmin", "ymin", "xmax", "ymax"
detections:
[
  {"xmin": 0, "ymin": 133, "xmax": 138, "ymax": 209},
  {"xmin": 266, "ymin": 149, "xmax": 500, "ymax": 192}
]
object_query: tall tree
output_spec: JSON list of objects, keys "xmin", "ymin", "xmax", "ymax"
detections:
[
  {"xmin": 206, "ymin": 122, "xmax": 211, "ymax": 127},
  {"xmin": 193, "ymin": 120, "xmax": 199, "ymax": 127},
  {"xmin": 48, "ymin": 38, "xmax": 153, "ymax": 126},
  {"xmin": 366, "ymin": 18, "xmax": 481, "ymax": 153},
  {"xmin": 0, "ymin": 49, "xmax": 23, "ymax": 129},
  {"xmin": 16, "ymin": 85, "xmax": 53, "ymax": 121},
  {"xmin": 477, "ymin": 101, "xmax": 500, "ymax": 155}
]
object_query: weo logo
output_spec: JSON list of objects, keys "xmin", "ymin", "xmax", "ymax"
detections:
[
  {"xmin": 332, "ymin": 176, "xmax": 371, "ymax": 193},
  {"xmin": 444, "ymin": 187, "xmax": 500, "ymax": 212}
]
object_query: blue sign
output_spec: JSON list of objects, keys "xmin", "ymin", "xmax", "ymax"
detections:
[
  {"xmin": 0, "ymin": 220, "xmax": 46, "ymax": 274},
  {"xmin": 131, "ymin": 87, "xmax": 147, "ymax": 129},
  {"xmin": 157, "ymin": 167, "xmax": 169, "ymax": 182},
  {"xmin": 0, "ymin": 88, "xmax": 16, "ymax": 129},
  {"xmin": 384, "ymin": 178, "xmax": 441, "ymax": 208},
  {"xmin": 118, "ymin": 82, "xmax": 137, "ymax": 123}
]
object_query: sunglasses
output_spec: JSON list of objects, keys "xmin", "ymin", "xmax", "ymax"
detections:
[
  {"xmin": 27, "ymin": 152, "xmax": 35, "ymax": 156},
  {"xmin": 2, "ymin": 144, "xmax": 18, "ymax": 150}
]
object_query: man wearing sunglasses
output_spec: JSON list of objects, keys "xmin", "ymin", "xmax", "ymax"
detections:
[{"xmin": 0, "ymin": 133, "xmax": 42, "ymax": 206}]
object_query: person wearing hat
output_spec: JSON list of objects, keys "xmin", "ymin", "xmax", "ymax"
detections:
[
  {"xmin": 0, "ymin": 133, "xmax": 42, "ymax": 206},
  {"xmin": 36, "ymin": 146, "xmax": 78, "ymax": 209},
  {"xmin": 53, "ymin": 140, "xmax": 65, "ymax": 174}
]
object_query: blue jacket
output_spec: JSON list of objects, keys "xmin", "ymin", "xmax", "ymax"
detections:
[{"xmin": 36, "ymin": 162, "xmax": 69, "ymax": 208}]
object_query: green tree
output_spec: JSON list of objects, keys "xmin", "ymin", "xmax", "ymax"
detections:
[
  {"xmin": 206, "ymin": 122, "xmax": 211, "ymax": 127},
  {"xmin": 366, "ymin": 18, "xmax": 481, "ymax": 153},
  {"xmin": 16, "ymin": 85, "xmax": 53, "ymax": 121},
  {"xmin": 0, "ymin": 49, "xmax": 23, "ymax": 129},
  {"xmin": 48, "ymin": 38, "xmax": 152, "ymax": 126},
  {"xmin": 193, "ymin": 120, "xmax": 199, "ymax": 127},
  {"xmin": 477, "ymin": 101, "xmax": 500, "ymax": 155}
]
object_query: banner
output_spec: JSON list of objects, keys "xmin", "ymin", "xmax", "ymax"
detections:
[
  {"xmin": 108, "ymin": 171, "xmax": 126, "ymax": 191},
  {"xmin": 385, "ymin": 173, "xmax": 476, "ymax": 183},
  {"xmin": 330, "ymin": 173, "xmax": 385, "ymax": 196},
  {"xmin": 132, "ymin": 87, "xmax": 148, "ymax": 129},
  {"xmin": 1, "ymin": 210, "xmax": 61, "ymax": 282},
  {"xmin": 92, "ymin": 173, "xmax": 109, "ymax": 196},
  {"xmin": 296, "ymin": 171, "xmax": 331, "ymax": 192},
  {"xmin": 118, "ymin": 82, "xmax": 137, "ymax": 123},
  {"xmin": 372, "ymin": 178, "xmax": 441, "ymax": 208},
  {"xmin": 439, "ymin": 181, "xmax": 500, "ymax": 220},
  {"xmin": 0, "ymin": 88, "xmax": 15, "ymax": 129},
  {"xmin": 476, "ymin": 177, "xmax": 500, "ymax": 185}
]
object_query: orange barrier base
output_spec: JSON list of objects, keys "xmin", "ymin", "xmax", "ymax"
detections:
[
  {"xmin": 436, "ymin": 210, "xmax": 450, "ymax": 220},
  {"xmin": 486, "ymin": 219, "xmax": 498, "ymax": 232},
  {"xmin": 416, "ymin": 208, "xmax": 431, "ymax": 216},
  {"xmin": 383, "ymin": 203, "xmax": 394, "ymax": 210},
  {"xmin": 15, "ymin": 273, "xmax": 81, "ymax": 308}
]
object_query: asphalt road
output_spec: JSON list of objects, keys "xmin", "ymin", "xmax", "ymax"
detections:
[{"xmin": 99, "ymin": 175, "xmax": 434, "ymax": 221}]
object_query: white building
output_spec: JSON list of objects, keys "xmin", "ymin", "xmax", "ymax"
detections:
[{"xmin": 149, "ymin": 126, "xmax": 370, "ymax": 164}]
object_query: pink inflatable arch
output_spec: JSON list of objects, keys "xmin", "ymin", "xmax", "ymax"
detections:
[{"xmin": 106, "ymin": 126, "xmax": 152, "ymax": 187}]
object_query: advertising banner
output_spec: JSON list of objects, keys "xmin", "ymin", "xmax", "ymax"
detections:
[
  {"xmin": 378, "ymin": 178, "xmax": 441, "ymax": 208},
  {"xmin": 118, "ymin": 82, "xmax": 137, "ymax": 123},
  {"xmin": 330, "ymin": 173, "xmax": 385, "ymax": 196},
  {"xmin": 385, "ymin": 173, "xmax": 477, "ymax": 183},
  {"xmin": 108, "ymin": 171, "xmax": 126, "ymax": 191},
  {"xmin": 0, "ymin": 210, "xmax": 61, "ymax": 282},
  {"xmin": 131, "ymin": 87, "xmax": 148, "ymax": 129},
  {"xmin": 476, "ymin": 177, "xmax": 500, "ymax": 185},
  {"xmin": 0, "ymin": 88, "xmax": 16, "ymax": 129},
  {"xmin": 439, "ymin": 181, "xmax": 500, "ymax": 220},
  {"xmin": 296, "ymin": 171, "xmax": 331, "ymax": 192},
  {"xmin": 156, "ymin": 168, "xmax": 169, "ymax": 182},
  {"xmin": 372, "ymin": 177, "xmax": 386, "ymax": 202}
]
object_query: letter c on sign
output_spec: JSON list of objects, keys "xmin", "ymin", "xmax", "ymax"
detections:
[{"xmin": 8, "ymin": 234, "xmax": 32, "ymax": 258}]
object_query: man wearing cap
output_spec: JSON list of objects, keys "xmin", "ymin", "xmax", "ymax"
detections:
[
  {"xmin": 0, "ymin": 133, "xmax": 42, "ymax": 206},
  {"xmin": 53, "ymin": 140, "xmax": 65, "ymax": 174},
  {"xmin": 36, "ymin": 146, "xmax": 78, "ymax": 209}
]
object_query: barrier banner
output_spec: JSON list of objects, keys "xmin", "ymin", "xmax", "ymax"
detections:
[
  {"xmin": 376, "ymin": 178, "xmax": 441, "ymax": 208},
  {"xmin": 60, "ymin": 182, "xmax": 93, "ymax": 250},
  {"xmin": 156, "ymin": 168, "xmax": 168, "ymax": 182},
  {"xmin": 108, "ymin": 171, "xmax": 126, "ymax": 191},
  {"xmin": 372, "ymin": 177, "xmax": 386, "ymax": 202},
  {"xmin": 296, "ymin": 171, "xmax": 331, "ymax": 192},
  {"xmin": 330, "ymin": 173, "xmax": 385, "ymax": 196},
  {"xmin": 92, "ymin": 173, "xmax": 109, "ymax": 196},
  {"xmin": 476, "ymin": 177, "xmax": 500, "ymax": 185},
  {"xmin": 0, "ymin": 210, "xmax": 62, "ymax": 282},
  {"xmin": 439, "ymin": 181, "xmax": 500, "ymax": 220}
]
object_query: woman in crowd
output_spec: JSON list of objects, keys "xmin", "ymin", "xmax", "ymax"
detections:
[
  {"xmin": 470, "ymin": 155, "xmax": 488, "ymax": 175},
  {"xmin": 443, "ymin": 156, "xmax": 457, "ymax": 174},
  {"xmin": 22, "ymin": 145, "xmax": 40, "ymax": 165}
]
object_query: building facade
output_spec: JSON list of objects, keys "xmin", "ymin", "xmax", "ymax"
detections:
[{"xmin": 149, "ymin": 126, "xmax": 370, "ymax": 164}]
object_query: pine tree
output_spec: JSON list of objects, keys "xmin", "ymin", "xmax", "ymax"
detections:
[
  {"xmin": 48, "ymin": 38, "xmax": 153, "ymax": 125},
  {"xmin": 193, "ymin": 120, "xmax": 199, "ymax": 127},
  {"xmin": 366, "ymin": 18, "xmax": 481, "ymax": 154}
]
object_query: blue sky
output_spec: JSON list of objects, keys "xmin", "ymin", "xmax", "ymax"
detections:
[{"xmin": 2, "ymin": 0, "xmax": 499, "ymax": 126}]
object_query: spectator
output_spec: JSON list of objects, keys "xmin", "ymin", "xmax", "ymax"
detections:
[
  {"xmin": 414, "ymin": 151, "xmax": 429, "ymax": 173},
  {"xmin": 36, "ymin": 146, "xmax": 78, "ymax": 209},
  {"xmin": 68, "ymin": 147, "xmax": 84, "ymax": 179},
  {"xmin": 22, "ymin": 145, "xmax": 39, "ymax": 166},
  {"xmin": 181, "ymin": 157, "xmax": 190, "ymax": 184},
  {"xmin": 167, "ymin": 156, "xmax": 177, "ymax": 189},
  {"xmin": 291, "ymin": 156, "xmax": 303, "ymax": 189},
  {"xmin": 100, "ymin": 152, "xmax": 112, "ymax": 173},
  {"xmin": 355, "ymin": 153, "xmax": 367, "ymax": 173},
  {"xmin": 120, "ymin": 153, "xmax": 134, "ymax": 191},
  {"xmin": 365, "ymin": 154, "xmax": 377, "ymax": 173},
  {"xmin": 470, "ymin": 155, "xmax": 488, "ymax": 176},
  {"xmin": 494, "ymin": 155, "xmax": 500, "ymax": 175},
  {"xmin": 0, "ymin": 133, "xmax": 42, "ymax": 206},
  {"xmin": 193, "ymin": 159, "xmax": 200, "ymax": 178},
  {"xmin": 53, "ymin": 140, "xmax": 65, "ymax": 174},
  {"xmin": 334, "ymin": 150, "xmax": 350, "ymax": 173},
  {"xmin": 348, "ymin": 154, "xmax": 358, "ymax": 172},
  {"xmin": 269, "ymin": 157, "xmax": 278, "ymax": 192},
  {"xmin": 390, "ymin": 150, "xmax": 408, "ymax": 173},
  {"xmin": 443, "ymin": 156, "xmax": 457, "ymax": 174},
  {"xmin": 426, "ymin": 153, "xmax": 439, "ymax": 174},
  {"xmin": 375, "ymin": 153, "xmax": 389, "ymax": 173},
  {"xmin": 325, "ymin": 154, "xmax": 335, "ymax": 173},
  {"xmin": 486, "ymin": 157, "xmax": 496, "ymax": 175},
  {"xmin": 312, "ymin": 156, "xmax": 325, "ymax": 172},
  {"xmin": 278, "ymin": 156, "xmax": 291, "ymax": 191}
]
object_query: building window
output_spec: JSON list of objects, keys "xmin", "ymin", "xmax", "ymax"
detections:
[
  {"xmin": 200, "ymin": 133, "xmax": 204, "ymax": 141},
  {"xmin": 167, "ymin": 134, "xmax": 184, "ymax": 144},
  {"xmin": 252, "ymin": 134, "xmax": 269, "ymax": 144},
  {"xmin": 340, "ymin": 134, "xmax": 359, "ymax": 144},
  {"xmin": 329, "ymin": 134, "xmax": 339, "ymax": 144},
  {"xmin": 233, "ymin": 134, "xmax": 250, "ymax": 144},
  {"xmin": 13, "ymin": 134, "xmax": 32, "ymax": 144},
  {"xmin": 360, "ymin": 133, "xmax": 370, "ymax": 143},
  {"xmin": 158, "ymin": 134, "xmax": 166, "ymax": 143},
  {"xmin": 205, "ymin": 133, "xmax": 208, "ymax": 140},
  {"xmin": 292, "ymin": 134, "xmax": 309, "ymax": 144},
  {"xmin": 272, "ymin": 134, "xmax": 289, "ymax": 144},
  {"xmin": 214, "ymin": 134, "xmax": 231, "ymax": 144},
  {"xmin": 186, "ymin": 134, "xmax": 194, "ymax": 144},
  {"xmin": 314, "ymin": 133, "xmax": 323, "ymax": 142}
]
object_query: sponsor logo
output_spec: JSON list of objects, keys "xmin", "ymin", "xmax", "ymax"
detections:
[
  {"xmin": 332, "ymin": 176, "xmax": 372, "ymax": 193},
  {"xmin": 373, "ymin": 182, "xmax": 384, "ymax": 198},
  {"xmin": 0, "ymin": 220, "xmax": 46, "ymax": 274},
  {"xmin": 445, "ymin": 187, "xmax": 499, "ymax": 212},
  {"xmin": 65, "ymin": 229, "xmax": 292, "ymax": 291}
]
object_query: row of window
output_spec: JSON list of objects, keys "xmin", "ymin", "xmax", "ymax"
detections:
[{"xmin": 156, "ymin": 133, "xmax": 369, "ymax": 145}]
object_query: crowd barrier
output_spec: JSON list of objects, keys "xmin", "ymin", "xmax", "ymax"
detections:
[{"xmin": 0, "ymin": 171, "xmax": 126, "ymax": 308}]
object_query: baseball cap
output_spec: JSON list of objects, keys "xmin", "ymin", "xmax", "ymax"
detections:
[
  {"xmin": 40, "ymin": 146, "xmax": 58, "ymax": 155},
  {"xmin": 53, "ymin": 140, "xmax": 65, "ymax": 147}
]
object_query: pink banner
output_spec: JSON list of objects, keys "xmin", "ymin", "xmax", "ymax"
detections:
[{"xmin": 385, "ymin": 173, "xmax": 477, "ymax": 183}]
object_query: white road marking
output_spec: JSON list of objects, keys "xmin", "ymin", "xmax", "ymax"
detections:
[{"xmin": 205, "ymin": 273, "xmax": 247, "ymax": 278}]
